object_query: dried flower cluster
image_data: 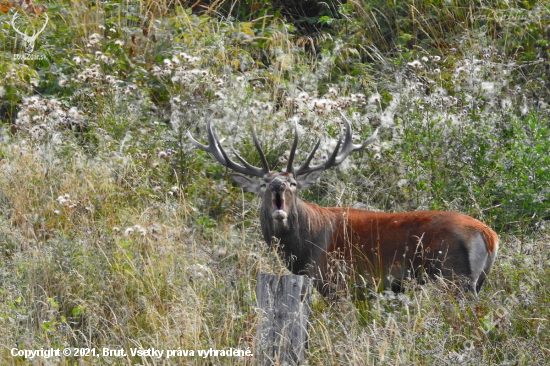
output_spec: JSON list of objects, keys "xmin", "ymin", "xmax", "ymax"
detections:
[{"xmin": 15, "ymin": 96, "xmax": 86, "ymax": 140}]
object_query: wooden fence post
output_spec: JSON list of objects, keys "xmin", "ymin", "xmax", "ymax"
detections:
[{"xmin": 256, "ymin": 273, "xmax": 312, "ymax": 366}]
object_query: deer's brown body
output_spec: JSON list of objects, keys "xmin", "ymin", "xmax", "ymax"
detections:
[
  {"xmin": 259, "ymin": 196, "xmax": 498, "ymax": 294},
  {"xmin": 189, "ymin": 113, "xmax": 498, "ymax": 296}
]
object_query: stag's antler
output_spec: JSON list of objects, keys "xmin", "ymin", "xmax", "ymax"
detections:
[
  {"xmin": 189, "ymin": 112, "xmax": 377, "ymax": 178},
  {"xmin": 11, "ymin": 12, "xmax": 49, "ymax": 53},
  {"xmin": 187, "ymin": 113, "xmax": 270, "ymax": 177},
  {"xmin": 11, "ymin": 13, "xmax": 25, "ymax": 37},
  {"xmin": 11, "ymin": 12, "xmax": 49, "ymax": 38},
  {"xmin": 289, "ymin": 111, "xmax": 378, "ymax": 176}
]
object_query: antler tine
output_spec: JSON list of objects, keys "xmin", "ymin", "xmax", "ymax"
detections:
[
  {"xmin": 35, "ymin": 13, "xmax": 49, "ymax": 36},
  {"xmin": 334, "ymin": 111, "xmax": 379, "ymax": 164},
  {"xmin": 187, "ymin": 130, "xmax": 210, "ymax": 151},
  {"xmin": 11, "ymin": 13, "xmax": 25, "ymax": 36},
  {"xmin": 301, "ymin": 138, "xmax": 321, "ymax": 170},
  {"xmin": 233, "ymin": 147, "xmax": 266, "ymax": 172},
  {"xmin": 205, "ymin": 117, "xmax": 265, "ymax": 177},
  {"xmin": 252, "ymin": 124, "xmax": 270, "ymax": 173},
  {"xmin": 293, "ymin": 112, "xmax": 378, "ymax": 177},
  {"xmin": 187, "ymin": 112, "xmax": 217, "ymax": 152},
  {"xmin": 294, "ymin": 136, "xmax": 342, "ymax": 176},
  {"xmin": 187, "ymin": 114, "xmax": 268, "ymax": 177},
  {"xmin": 286, "ymin": 119, "xmax": 299, "ymax": 173}
]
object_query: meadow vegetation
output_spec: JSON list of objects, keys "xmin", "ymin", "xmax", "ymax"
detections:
[{"xmin": 0, "ymin": 0, "xmax": 549, "ymax": 364}]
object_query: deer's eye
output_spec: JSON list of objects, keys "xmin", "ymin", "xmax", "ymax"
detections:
[{"xmin": 290, "ymin": 182, "xmax": 297, "ymax": 187}]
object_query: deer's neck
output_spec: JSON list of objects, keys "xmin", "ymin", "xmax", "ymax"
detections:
[{"xmin": 261, "ymin": 199, "xmax": 337, "ymax": 275}]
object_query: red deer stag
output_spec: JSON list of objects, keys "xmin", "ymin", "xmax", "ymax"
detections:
[{"xmin": 188, "ymin": 113, "xmax": 499, "ymax": 296}]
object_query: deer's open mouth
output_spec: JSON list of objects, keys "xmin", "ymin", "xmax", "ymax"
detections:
[
  {"xmin": 271, "ymin": 192, "xmax": 288, "ymax": 220},
  {"xmin": 272, "ymin": 192, "xmax": 285, "ymax": 211}
]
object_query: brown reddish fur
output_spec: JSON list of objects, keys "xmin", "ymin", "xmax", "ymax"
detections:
[
  {"xmin": 328, "ymin": 208, "xmax": 498, "ymax": 256},
  {"xmin": 265, "ymin": 198, "xmax": 499, "ymax": 296}
]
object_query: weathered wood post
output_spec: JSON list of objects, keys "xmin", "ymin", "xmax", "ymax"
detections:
[{"xmin": 256, "ymin": 273, "xmax": 312, "ymax": 366}]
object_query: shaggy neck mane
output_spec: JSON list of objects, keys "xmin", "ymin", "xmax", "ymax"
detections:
[{"xmin": 260, "ymin": 198, "xmax": 338, "ymax": 275}]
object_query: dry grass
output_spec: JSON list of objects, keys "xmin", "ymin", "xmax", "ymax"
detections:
[{"xmin": 0, "ymin": 144, "xmax": 548, "ymax": 365}]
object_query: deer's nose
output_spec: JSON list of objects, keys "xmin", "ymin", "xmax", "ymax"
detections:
[{"xmin": 269, "ymin": 182, "xmax": 286, "ymax": 193}]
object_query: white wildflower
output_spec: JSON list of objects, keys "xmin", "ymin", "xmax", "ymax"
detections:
[
  {"xmin": 407, "ymin": 60, "xmax": 423, "ymax": 70},
  {"xmin": 187, "ymin": 264, "xmax": 211, "ymax": 280},
  {"xmin": 298, "ymin": 91, "xmax": 310, "ymax": 100},
  {"xmin": 481, "ymin": 82, "xmax": 495, "ymax": 95},
  {"xmin": 368, "ymin": 93, "xmax": 381, "ymax": 105},
  {"xmin": 88, "ymin": 33, "xmax": 102, "ymax": 45},
  {"xmin": 134, "ymin": 225, "xmax": 147, "ymax": 237}
]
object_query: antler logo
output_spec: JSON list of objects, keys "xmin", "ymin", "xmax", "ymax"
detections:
[{"xmin": 11, "ymin": 12, "xmax": 49, "ymax": 54}]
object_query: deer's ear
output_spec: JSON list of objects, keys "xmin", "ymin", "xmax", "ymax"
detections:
[
  {"xmin": 229, "ymin": 173, "xmax": 262, "ymax": 194},
  {"xmin": 296, "ymin": 170, "xmax": 324, "ymax": 190}
]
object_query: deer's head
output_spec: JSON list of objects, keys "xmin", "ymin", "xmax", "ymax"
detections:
[
  {"xmin": 11, "ymin": 12, "xmax": 49, "ymax": 54},
  {"xmin": 188, "ymin": 113, "xmax": 378, "ymax": 230}
]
